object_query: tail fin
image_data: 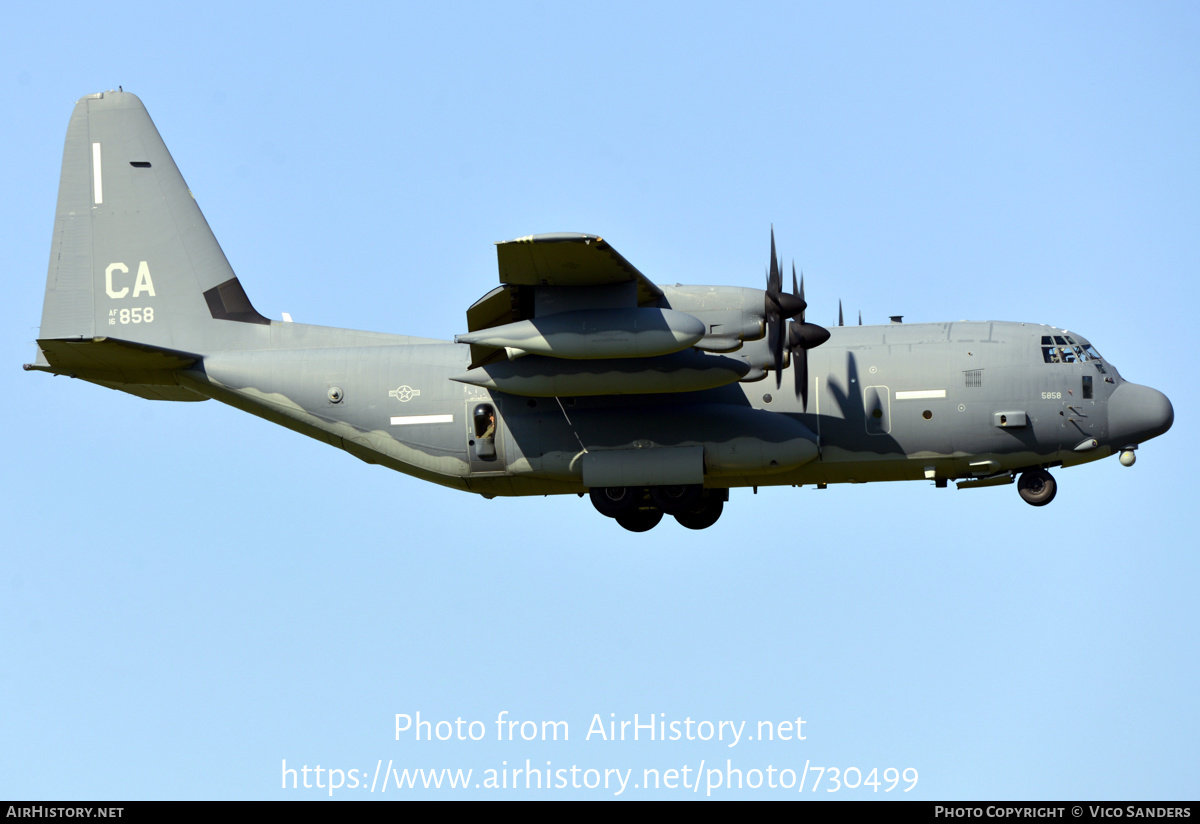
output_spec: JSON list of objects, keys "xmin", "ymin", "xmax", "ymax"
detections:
[{"xmin": 27, "ymin": 90, "xmax": 267, "ymax": 400}]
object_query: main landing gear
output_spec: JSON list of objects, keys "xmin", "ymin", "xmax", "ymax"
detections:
[
  {"xmin": 1017, "ymin": 468, "xmax": 1057, "ymax": 506},
  {"xmin": 589, "ymin": 485, "xmax": 727, "ymax": 531}
]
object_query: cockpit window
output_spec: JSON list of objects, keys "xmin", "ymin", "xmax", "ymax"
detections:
[
  {"xmin": 1042, "ymin": 334, "xmax": 1104, "ymax": 367},
  {"xmin": 1041, "ymin": 336, "xmax": 1076, "ymax": 363}
]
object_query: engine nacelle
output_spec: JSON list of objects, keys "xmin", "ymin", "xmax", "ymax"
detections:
[{"xmin": 658, "ymin": 285, "xmax": 772, "ymax": 351}]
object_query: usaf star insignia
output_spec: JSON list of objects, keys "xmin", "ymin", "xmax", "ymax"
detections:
[{"xmin": 389, "ymin": 385, "xmax": 421, "ymax": 403}]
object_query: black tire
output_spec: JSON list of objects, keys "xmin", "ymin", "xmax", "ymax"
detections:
[
  {"xmin": 674, "ymin": 498, "xmax": 724, "ymax": 530},
  {"xmin": 650, "ymin": 484, "xmax": 703, "ymax": 514},
  {"xmin": 1017, "ymin": 469, "xmax": 1057, "ymax": 506},
  {"xmin": 616, "ymin": 507, "xmax": 664, "ymax": 532},
  {"xmin": 589, "ymin": 487, "xmax": 639, "ymax": 518}
]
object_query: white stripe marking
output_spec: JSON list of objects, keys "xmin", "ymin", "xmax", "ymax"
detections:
[
  {"xmin": 390, "ymin": 414, "xmax": 454, "ymax": 425},
  {"xmin": 896, "ymin": 389, "xmax": 946, "ymax": 400},
  {"xmin": 92, "ymin": 142, "xmax": 103, "ymax": 204}
]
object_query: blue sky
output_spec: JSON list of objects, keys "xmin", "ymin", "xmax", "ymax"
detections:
[{"xmin": 3, "ymin": 1, "xmax": 1197, "ymax": 800}]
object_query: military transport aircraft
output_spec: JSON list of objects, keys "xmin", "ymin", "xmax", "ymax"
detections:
[{"xmin": 27, "ymin": 91, "xmax": 1174, "ymax": 532}]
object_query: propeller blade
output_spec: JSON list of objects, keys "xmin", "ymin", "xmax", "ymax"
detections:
[
  {"xmin": 772, "ymin": 316, "xmax": 784, "ymax": 388},
  {"xmin": 768, "ymin": 227, "xmax": 781, "ymax": 297},
  {"xmin": 764, "ymin": 232, "xmax": 804, "ymax": 320},
  {"xmin": 787, "ymin": 316, "xmax": 830, "ymax": 406},
  {"xmin": 838, "ymin": 299, "xmax": 844, "ymax": 327},
  {"xmin": 795, "ymin": 266, "xmax": 808, "ymax": 322},
  {"xmin": 795, "ymin": 345, "xmax": 809, "ymax": 411}
]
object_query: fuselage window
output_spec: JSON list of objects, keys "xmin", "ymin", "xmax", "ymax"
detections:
[
  {"xmin": 472, "ymin": 403, "xmax": 497, "ymax": 460},
  {"xmin": 473, "ymin": 404, "xmax": 496, "ymax": 440}
]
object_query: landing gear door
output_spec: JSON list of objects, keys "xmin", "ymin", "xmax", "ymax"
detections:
[{"xmin": 467, "ymin": 401, "xmax": 505, "ymax": 473}]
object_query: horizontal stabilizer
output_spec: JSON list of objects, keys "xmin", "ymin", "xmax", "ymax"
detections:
[{"xmin": 26, "ymin": 337, "xmax": 206, "ymax": 402}]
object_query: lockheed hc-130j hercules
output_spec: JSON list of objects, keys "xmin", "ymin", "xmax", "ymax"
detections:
[{"xmin": 27, "ymin": 91, "xmax": 1174, "ymax": 531}]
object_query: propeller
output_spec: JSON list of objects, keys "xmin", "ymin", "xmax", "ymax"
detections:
[
  {"xmin": 764, "ymin": 228, "xmax": 806, "ymax": 388},
  {"xmin": 761, "ymin": 228, "xmax": 830, "ymax": 407},
  {"xmin": 787, "ymin": 267, "xmax": 830, "ymax": 410}
]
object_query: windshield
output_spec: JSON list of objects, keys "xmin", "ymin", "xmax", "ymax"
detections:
[{"xmin": 1040, "ymin": 333, "xmax": 1107, "ymax": 374}]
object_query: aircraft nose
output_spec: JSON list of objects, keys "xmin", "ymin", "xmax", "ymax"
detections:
[{"xmin": 1108, "ymin": 382, "xmax": 1173, "ymax": 445}]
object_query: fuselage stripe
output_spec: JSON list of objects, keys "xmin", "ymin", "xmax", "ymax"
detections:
[
  {"xmin": 896, "ymin": 389, "xmax": 946, "ymax": 400},
  {"xmin": 390, "ymin": 414, "xmax": 454, "ymax": 425}
]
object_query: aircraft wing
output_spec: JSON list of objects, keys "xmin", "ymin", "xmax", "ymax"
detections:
[
  {"xmin": 464, "ymin": 233, "xmax": 666, "ymax": 367},
  {"xmin": 495, "ymin": 233, "xmax": 663, "ymax": 301}
]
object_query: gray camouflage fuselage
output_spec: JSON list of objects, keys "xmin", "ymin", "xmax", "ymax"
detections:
[{"xmin": 189, "ymin": 317, "xmax": 1169, "ymax": 495}]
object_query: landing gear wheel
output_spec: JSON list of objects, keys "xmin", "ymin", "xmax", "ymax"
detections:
[
  {"xmin": 1017, "ymin": 469, "xmax": 1057, "ymax": 506},
  {"xmin": 674, "ymin": 497, "xmax": 724, "ymax": 530},
  {"xmin": 589, "ymin": 487, "xmax": 638, "ymax": 518},
  {"xmin": 616, "ymin": 507, "xmax": 664, "ymax": 532},
  {"xmin": 650, "ymin": 484, "xmax": 703, "ymax": 514}
]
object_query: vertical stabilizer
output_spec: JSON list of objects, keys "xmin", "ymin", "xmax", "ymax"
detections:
[{"xmin": 31, "ymin": 91, "xmax": 267, "ymax": 399}]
